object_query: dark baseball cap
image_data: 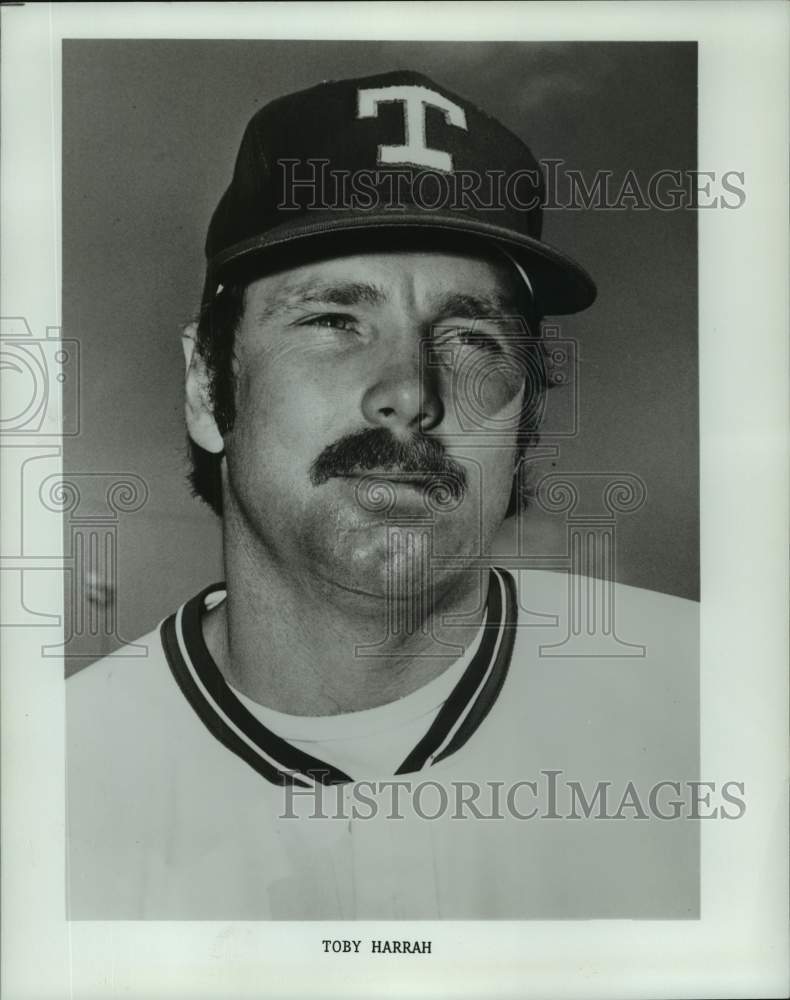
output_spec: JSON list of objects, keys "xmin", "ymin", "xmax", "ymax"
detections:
[{"xmin": 205, "ymin": 70, "xmax": 596, "ymax": 315}]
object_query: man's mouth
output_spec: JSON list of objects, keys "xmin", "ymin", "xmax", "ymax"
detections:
[
  {"xmin": 334, "ymin": 470, "xmax": 468, "ymax": 515},
  {"xmin": 336, "ymin": 470, "xmax": 436, "ymax": 488}
]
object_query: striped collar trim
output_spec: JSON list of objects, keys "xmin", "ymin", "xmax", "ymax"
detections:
[{"xmin": 161, "ymin": 567, "xmax": 517, "ymax": 788}]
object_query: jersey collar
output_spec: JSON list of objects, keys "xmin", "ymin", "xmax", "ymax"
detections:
[{"xmin": 161, "ymin": 567, "xmax": 517, "ymax": 788}]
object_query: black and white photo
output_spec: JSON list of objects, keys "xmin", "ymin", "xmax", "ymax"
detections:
[{"xmin": 64, "ymin": 43, "xmax": 701, "ymax": 921}]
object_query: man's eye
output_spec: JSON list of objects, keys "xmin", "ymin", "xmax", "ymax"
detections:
[
  {"xmin": 304, "ymin": 313, "xmax": 359, "ymax": 333},
  {"xmin": 437, "ymin": 327, "xmax": 503, "ymax": 353}
]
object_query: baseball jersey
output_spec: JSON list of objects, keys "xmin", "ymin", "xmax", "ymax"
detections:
[{"xmin": 66, "ymin": 567, "xmax": 700, "ymax": 920}]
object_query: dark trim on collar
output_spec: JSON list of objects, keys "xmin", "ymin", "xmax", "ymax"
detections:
[
  {"xmin": 433, "ymin": 568, "xmax": 517, "ymax": 765},
  {"xmin": 160, "ymin": 568, "xmax": 517, "ymax": 787},
  {"xmin": 395, "ymin": 570, "xmax": 506, "ymax": 774},
  {"xmin": 162, "ymin": 587, "xmax": 350, "ymax": 787}
]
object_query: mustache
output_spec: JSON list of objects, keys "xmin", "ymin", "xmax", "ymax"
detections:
[{"xmin": 309, "ymin": 428, "xmax": 467, "ymax": 500}]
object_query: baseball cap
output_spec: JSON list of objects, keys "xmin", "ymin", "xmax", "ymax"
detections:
[{"xmin": 204, "ymin": 70, "xmax": 596, "ymax": 316}]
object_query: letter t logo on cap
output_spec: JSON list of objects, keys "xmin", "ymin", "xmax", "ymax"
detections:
[{"xmin": 357, "ymin": 85, "xmax": 468, "ymax": 172}]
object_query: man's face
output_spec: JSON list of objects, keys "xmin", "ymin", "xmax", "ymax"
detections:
[{"xmin": 219, "ymin": 247, "xmax": 530, "ymax": 599}]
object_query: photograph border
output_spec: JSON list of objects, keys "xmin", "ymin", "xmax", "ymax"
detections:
[{"xmin": 1, "ymin": 2, "xmax": 788, "ymax": 998}]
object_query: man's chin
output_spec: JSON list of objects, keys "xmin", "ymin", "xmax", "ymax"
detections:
[
  {"xmin": 312, "ymin": 526, "xmax": 474, "ymax": 605},
  {"xmin": 315, "ymin": 565, "xmax": 437, "ymax": 604}
]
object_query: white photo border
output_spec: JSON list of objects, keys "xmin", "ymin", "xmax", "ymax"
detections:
[{"xmin": 1, "ymin": 2, "xmax": 788, "ymax": 998}]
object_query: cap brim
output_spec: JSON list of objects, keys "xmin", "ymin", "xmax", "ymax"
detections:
[{"xmin": 208, "ymin": 212, "xmax": 596, "ymax": 316}]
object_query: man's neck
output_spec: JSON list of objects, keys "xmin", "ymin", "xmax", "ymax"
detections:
[{"xmin": 202, "ymin": 532, "xmax": 489, "ymax": 717}]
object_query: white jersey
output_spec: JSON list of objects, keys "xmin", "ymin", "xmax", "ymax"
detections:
[{"xmin": 66, "ymin": 568, "xmax": 700, "ymax": 920}]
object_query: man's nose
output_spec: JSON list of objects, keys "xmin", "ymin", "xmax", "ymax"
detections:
[{"xmin": 361, "ymin": 356, "xmax": 443, "ymax": 436}]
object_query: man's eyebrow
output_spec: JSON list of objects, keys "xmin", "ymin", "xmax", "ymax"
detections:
[
  {"xmin": 431, "ymin": 290, "xmax": 522, "ymax": 319},
  {"xmin": 255, "ymin": 280, "xmax": 387, "ymax": 322}
]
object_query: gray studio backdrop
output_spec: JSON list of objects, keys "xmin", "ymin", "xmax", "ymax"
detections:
[{"xmin": 62, "ymin": 41, "xmax": 698, "ymax": 664}]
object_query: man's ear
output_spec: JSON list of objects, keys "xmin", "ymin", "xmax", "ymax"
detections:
[{"xmin": 181, "ymin": 322, "xmax": 225, "ymax": 455}]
